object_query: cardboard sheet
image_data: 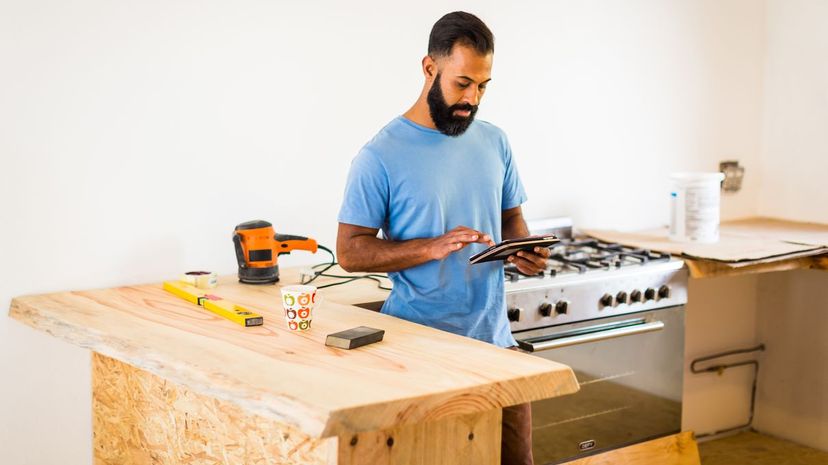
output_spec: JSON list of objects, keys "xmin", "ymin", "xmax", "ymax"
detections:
[
  {"xmin": 582, "ymin": 218, "xmax": 828, "ymax": 265},
  {"xmin": 715, "ymin": 217, "xmax": 828, "ymax": 246}
]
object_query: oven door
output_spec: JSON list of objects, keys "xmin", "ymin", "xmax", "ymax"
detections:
[{"xmin": 514, "ymin": 306, "xmax": 684, "ymax": 465}]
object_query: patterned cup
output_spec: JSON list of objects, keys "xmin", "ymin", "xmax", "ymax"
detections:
[{"xmin": 280, "ymin": 285, "xmax": 317, "ymax": 332}]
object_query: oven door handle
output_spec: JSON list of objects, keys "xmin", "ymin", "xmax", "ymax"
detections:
[{"xmin": 517, "ymin": 320, "xmax": 665, "ymax": 352}]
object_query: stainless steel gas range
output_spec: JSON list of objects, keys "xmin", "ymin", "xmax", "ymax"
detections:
[{"xmin": 511, "ymin": 219, "xmax": 688, "ymax": 464}]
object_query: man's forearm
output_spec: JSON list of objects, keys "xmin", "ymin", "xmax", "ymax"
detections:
[
  {"xmin": 338, "ymin": 235, "xmax": 434, "ymax": 272},
  {"xmin": 502, "ymin": 209, "xmax": 530, "ymax": 240}
]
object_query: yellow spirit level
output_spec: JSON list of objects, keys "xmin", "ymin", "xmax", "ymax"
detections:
[{"xmin": 163, "ymin": 281, "xmax": 264, "ymax": 327}]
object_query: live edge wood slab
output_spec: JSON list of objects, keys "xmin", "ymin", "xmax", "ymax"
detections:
[{"xmin": 8, "ymin": 268, "xmax": 579, "ymax": 465}]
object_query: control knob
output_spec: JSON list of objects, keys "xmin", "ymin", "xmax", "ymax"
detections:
[
  {"xmin": 599, "ymin": 293, "xmax": 614, "ymax": 308},
  {"xmin": 630, "ymin": 289, "xmax": 642, "ymax": 303},
  {"xmin": 555, "ymin": 300, "xmax": 569, "ymax": 315},
  {"xmin": 644, "ymin": 288, "xmax": 656, "ymax": 301},
  {"xmin": 658, "ymin": 285, "xmax": 671, "ymax": 299},
  {"xmin": 507, "ymin": 307, "xmax": 522, "ymax": 322},
  {"xmin": 615, "ymin": 291, "xmax": 628, "ymax": 305},
  {"xmin": 538, "ymin": 302, "xmax": 553, "ymax": 317}
]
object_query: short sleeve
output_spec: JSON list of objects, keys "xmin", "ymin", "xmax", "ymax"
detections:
[
  {"xmin": 337, "ymin": 149, "xmax": 389, "ymax": 229},
  {"xmin": 501, "ymin": 135, "xmax": 527, "ymax": 210}
]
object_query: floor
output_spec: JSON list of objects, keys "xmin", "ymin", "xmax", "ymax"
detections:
[{"xmin": 698, "ymin": 431, "xmax": 828, "ymax": 465}]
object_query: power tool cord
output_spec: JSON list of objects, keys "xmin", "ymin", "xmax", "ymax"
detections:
[{"xmin": 301, "ymin": 244, "xmax": 392, "ymax": 291}]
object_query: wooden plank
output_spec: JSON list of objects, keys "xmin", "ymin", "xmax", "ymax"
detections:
[
  {"xmin": 337, "ymin": 409, "xmax": 500, "ymax": 465},
  {"xmin": 92, "ymin": 353, "xmax": 336, "ymax": 465},
  {"xmin": 9, "ymin": 269, "xmax": 579, "ymax": 439},
  {"xmin": 562, "ymin": 431, "xmax": 700, "ymax": 465},
  {"xmin": 685, "ymin": 255, "xmax": 828, "ymax": 278}
]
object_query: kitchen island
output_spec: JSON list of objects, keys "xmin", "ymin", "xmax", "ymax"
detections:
[{"xmin": 8, "ymin": 268, "xmax": 579, "ymax": 465}]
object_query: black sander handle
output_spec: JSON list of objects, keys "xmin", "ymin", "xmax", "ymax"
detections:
[{"xmin": 232, "ymin": 233, "xmax": 247, "ymax": 269}]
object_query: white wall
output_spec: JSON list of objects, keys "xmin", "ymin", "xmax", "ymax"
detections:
[
  {"xmin": 682, "ymin": 274, "xmax": 760, "ymax": 435},
  {"xmin": 757, "ymin": 0, "xmax": 828, "ymax": 222},
  {"xmin": 490, "ymin": 0, "xmax": 764, "ymax": 227},
  {"xmin": 1, "ymin": 1, "xmax": 767, "ymax": 463},
  {"xmin": 750, "ymin": 0, "xmax": 828, "ymax": 451}
]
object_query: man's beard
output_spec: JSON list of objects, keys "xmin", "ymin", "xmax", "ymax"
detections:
[{"xmin": 427, "ymin": 73, "xmax": 478, "ymax": 137}]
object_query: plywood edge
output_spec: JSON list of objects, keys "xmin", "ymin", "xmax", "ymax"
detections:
[{"xmin": 321, "ymin": 366, "xmax": 579, "ymax": 437}]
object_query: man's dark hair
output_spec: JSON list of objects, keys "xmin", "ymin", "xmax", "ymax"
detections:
[{"xmin": 428, "ymin": 11, "xmax": 494, "ymax": 58}]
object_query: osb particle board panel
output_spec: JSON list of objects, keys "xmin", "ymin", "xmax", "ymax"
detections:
[
  {"xmin": 92, "ymin": 353, "xmax": 334, "ymax": 465},
  {"xmin": 9, "ymin": 268, "xmax": 579, "ymax": 439}
]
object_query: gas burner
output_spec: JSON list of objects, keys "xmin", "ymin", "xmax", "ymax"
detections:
[
  {"xmin": 503, "ymin": 237, "xmax": 672, "ymax": 284},
  {"xmin": 504, "ymin": 266, "xmax": 544, "ymax": 282},
  {"xmin": 547, "ymin": 260, "xmax": 586, "ymax": 276},
  {"xmin": 548, "ymin": 256, "xmax": 590, "ymax": 274}
]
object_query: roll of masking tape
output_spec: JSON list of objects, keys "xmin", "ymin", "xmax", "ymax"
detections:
[{"xmin": 180, "ymin": 271, "xmax": 218, "ymax": 289}]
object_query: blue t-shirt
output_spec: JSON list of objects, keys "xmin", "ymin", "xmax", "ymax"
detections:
[{"xmin": 337, "ymin": 116, "xmax": 526, "ymax": 347}]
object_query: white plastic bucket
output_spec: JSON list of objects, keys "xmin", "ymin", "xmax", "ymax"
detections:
[{"xmin": 669, "ymin": 172, "xmax": 725, "ymax": 243}]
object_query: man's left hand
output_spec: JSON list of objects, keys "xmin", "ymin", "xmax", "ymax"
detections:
[{"xmin": 507, "ymin": 246, "xmax": 551, "ymax": 275}]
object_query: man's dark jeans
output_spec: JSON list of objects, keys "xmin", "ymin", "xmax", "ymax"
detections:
[
  {"xmin": 502, "ymin": 346, "xmax": 533, "ymax": 465},
  {"xmin": 501, "ymin": 402, "xmax": 533, "ymax": 465}
]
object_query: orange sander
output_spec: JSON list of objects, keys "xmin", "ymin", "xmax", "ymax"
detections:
[{"xmin": 233, "ymin": 220, "xmax": 318, "ymax": 284}]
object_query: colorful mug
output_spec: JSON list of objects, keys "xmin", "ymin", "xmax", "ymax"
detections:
[{"xmin": 280, "ymin": 285, "xmax": 317, "ymax": 332}]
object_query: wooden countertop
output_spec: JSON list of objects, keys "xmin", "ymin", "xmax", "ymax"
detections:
[
  {"xmin": 7, "ymin": 268, "xmax": 579, "ymax": 439},
  {"xmin": 584, "ymin": 217, "xmax": 828, "ymax": 278}
]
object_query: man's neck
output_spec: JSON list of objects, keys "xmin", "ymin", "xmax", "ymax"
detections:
[{"xmin": 403, "ymin": 98, "xmax": 436, "ymax": 129}]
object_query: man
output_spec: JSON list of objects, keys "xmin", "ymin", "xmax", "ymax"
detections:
[{"xmin": 336, "ymin": 11, "xmax": 548, "ymax": 465}]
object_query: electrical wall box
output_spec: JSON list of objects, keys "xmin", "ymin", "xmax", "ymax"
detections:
[{"xmin": 720, "ymin": 160, "xmax": 745, "ymax": 192}]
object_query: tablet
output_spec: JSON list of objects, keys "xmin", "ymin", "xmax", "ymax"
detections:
[{"xmin": 469, "ymin": 235, "xmax": 560, "ymax": 265}]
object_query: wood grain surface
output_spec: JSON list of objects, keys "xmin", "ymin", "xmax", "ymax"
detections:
[
  {"xmin": 563, "ymin": 431, "xmax": 700, "ymax": 465},
  {"xmin": 9, "ymin": 268, "xmax": 579, "ymax": 439},
  {"xmin": 337, "ymin": 409, "xmax": 500, "ymax": 465}
]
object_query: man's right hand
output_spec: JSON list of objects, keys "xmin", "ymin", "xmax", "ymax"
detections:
[
  {"xmin": 337, "ymin": 223, "xmax": 494, "ymax": 273},
  {"xmin": 426, "ymin": 225, "xmax": 495, "ymax": 260}
]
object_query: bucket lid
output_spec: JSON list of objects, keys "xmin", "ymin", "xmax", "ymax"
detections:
[{"xmin": 670, "ymin": 172, "xmax": 725, "ymax": 182}]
